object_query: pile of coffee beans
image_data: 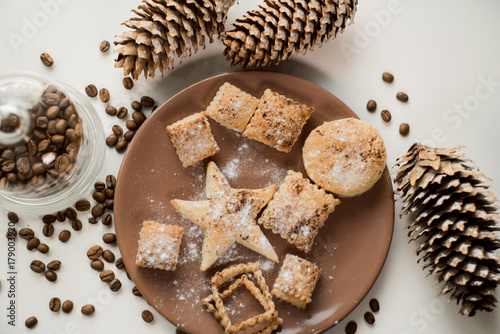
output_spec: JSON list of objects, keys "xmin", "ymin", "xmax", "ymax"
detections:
[
  {"xmin": 0, "ymin": 85, "xmax": 83, "ymax": 191},
  {"xmin": 90, "ymin": 175, "xmax": 115, "ymax": 224},
  {"xmin": 366, "ymin": 72, "xmax": 411, "ymax": 136},
  {"xmin": 104, "ymin": 96, "xmax": 155, "ymax": 153}
]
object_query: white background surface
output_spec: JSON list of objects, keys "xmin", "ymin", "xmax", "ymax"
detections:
[{"xmin": 0, "ymin": 0, "xmax": 500, "ymax": 333}]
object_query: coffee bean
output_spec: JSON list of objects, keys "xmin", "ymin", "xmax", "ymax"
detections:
[
  {"xmin": 117, "ymin": 107, "xmax": 128, "ymax": 119},
  {"xmin": 100, "ymin": 270, "xmax": 115, "ymax": 282},
  {"xmin": 131, "ymin": 101, "xmax": 142, "ymax": 111},
  {"xmin": 7, "ymin": 211, "xmax": 19, "ymax": 223},
  {"xmin": 85, "ymin": 84, "xmax": 98, "ymax": 98},
  {"xmin": 55, "ymin": 119, "xmax": 68, "ymax": 134},
  {"xmin": 115, "ymin": 139, "xmax": 128, "ymax": 153},
  {"xmin": 92, "ymin": 203, "xmax": 105, "ymax": 219},
  {"xmin": 104, "ymin": 199, "xmax": 114, "ymax": 210},
  {"xmin": 93, "ymin": 191, "xmax": 106, "ymax": 203},
  {"xmin": 88, "ymin": 217, "xmax": 98, "ymax": 224},
  {"xmin": 345, "ymin": 320, "xmax": 357, "ymax": 334},
  {"xmin": 132, "ymin": 111, "xmax": 147, "ymax": 125},
  {"xmin": 94, "ymin": 181, "xmax": 105, "ymax": 191},
  {"xmin": 30, "ymin": 260, "xmax": 46, "ymax": 273},
  {"xmin": 71, "ymin": 219, "xmax": 83, "ymax": 231},
  {"xmin": 102, "ymin": 249, "xmax": 115, "ymax": 263},
  {"xmin": 42, "ymin": 223, "xmax": 54, "ymax": 237},
  {"xmin": 115, "ymin": 257, "xmax": 125, "ymax": 270},
  {"xmin": 45, "ymin": 270, "xmax": 57, "ymax": 282},
  {"xmin": 25, "ymin": 316, "xmax": 38, "ymax": 328},
  {"xmin": 109, "ymin": 278, "xmax": 122, "ymax": 292},
  {"xmin": 111, "ymin": 125, "xmax": 123, "ymax": 136},
  {"xmin": 103, "ymin": 233, "xmax": 116, "ymax": 244},
  {"xmin": 56, "ymin": 210, "xmax": 66, "ymax": 222},
  {"xmin": 126, "ymin": 120, "xmax": 139, "ymax": 131},
  {"xmin": 364, "ymin": 311, "xmax": 375, "ymax": 325},
  {"xmin": 99, "ymin": 88, "xmax": 110, "ymax": 103},
  {"xmin": 100, "ymin": 40, "xmax": 110, "ymax": 52},
  {"xmin": 27, "ymin": 237, "xmax": 40, "ymax": 250},
  {"xmin": 91, "ymin": 259, "xmax": 104, "ymax": 271},
  {"xmin": 142, "ymin": 310, "xmax": 154, "ymax": 323},
  {"xmin": 42, "ymin": 214, "xmax": 57, "ymax": 224},
  {"xmin": 104, "ymin": 188, "xmax": 114, "ymax": 199},
  {"xmin": 140, "ymin": 96, "xmax": 155, "ymax": 107},
  {"xmin": 396, "ymin": 92, "xmax": 409, "ymax": 102},
  {"xmin": 75, "ymin": 199, "xmax": 91, "ymax": 211},
  {"xmin": 49, "ymin": 297, "xmax": 61, "ymax": 312},
  {"xmin": 87, "ymin": 245, "xmax": 103, "ymax": 260},
  {"xmin": 106, "ymin": 134, "xmax": 118, "ymax": 147},
  {"xmin": 19, "ymin": 228, "xmax": 35, "ymax": 240},
  {"xmin": 32, "ymin": 162, "xmax": 46, "ymax": 175},
  {"xmin": 399, "ymin": 123, "xmax": 410, "ymax": 136},
  {"xmin": 40, "ymin": 52, "xmax": 54, "ymax": 67},
  {"xmin": 62, "ymin": 300, "xmax": 73, "ymax": 313},
  {"xmin": 381, "ymin": 110, "xmax": 392, "ymax": 122},
  {"xmin": 124, "ymin": 130, "xmax": 135, "ymax": 142},
  {"xmin": 123, "ymin": 77, "xmax": 134, "ymax": 90},
  {"xmin": 65, "ymin": 207, "xmax": 77, "ymax": 220},
  {"xmin": 37, "ymin": 243, "xmax": 49, "ymax": 254},
  {"xmin": 366, "ymin": 100, "xmax": 377, "ymax": 112},
  {"xmin": 16, "ymin": 156, "xmax": 30, "ymax": 174},
  {"xmin": 81, "ymin": 304, "xmax": 95, "ymax": 316},
  {"xmin": 105, "ymin": 105, "xmax": 117, "ymax": 117},
  {"xmin": 59, "ymin": 230, "xmax": 71, "ymax": 242},
  {"xmin": 382, "ymin": 72, "xmax": 394, "ymax": 83},
  {"xmin": 47, "ymin": 260, "xmax": 61, "ymax": 271},
  {"xmin": 105, "ymin": 175, "xmax": 116, "ymax": 189},
  {"xmin": 132, "ymin": 286, "xmax": 142, "ymax": 297},
  {"xmin": 369, "ymin": 298, "xmax": 380, "ymax": 312}
]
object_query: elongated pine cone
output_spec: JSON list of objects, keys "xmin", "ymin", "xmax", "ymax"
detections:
[
  {"xmin": 222, "ymin": 0, "xmax": 358, "ymax": 68},
  {"xmin": 394, "ymin": 143, "xmax": 500, "ymax": 316},
  {"xmin": 114, "ymin": 0, "xmax": 236, "ymax": 79}
]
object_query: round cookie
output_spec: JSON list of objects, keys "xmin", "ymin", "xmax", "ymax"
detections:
[{"xmin": 302, "ymin": 118, "xmax": 387, "ymax": 197}]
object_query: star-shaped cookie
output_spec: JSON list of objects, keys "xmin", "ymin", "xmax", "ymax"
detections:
[{"xmin": 171, "ymin": 162, "xmax": 278, "ymax": 271}]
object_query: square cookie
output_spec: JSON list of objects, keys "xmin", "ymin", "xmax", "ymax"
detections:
[
  {"xmin": 242, "ymin": 89, "xmax": 314, "ymax": 153},
  {"xmin": 271, "ymin": 254, "xmax": 321, "ymax": 309},
  {"xmin": 258, "ymin": 170, "xmax": 340, "ymax": 253},
  {"xmin": 135, "ymin": 221, "xmax": 184, "ymax": 271},
  {"xmin": 205, "ymin": 82, "xmax": 260, "ymax": 132},
  {"xmin": 166, "ymin": 112, "xmax": 220, "ymax": 167}
]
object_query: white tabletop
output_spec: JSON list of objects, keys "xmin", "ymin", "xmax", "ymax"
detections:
[{"xmin": 1, "ymin": 1, "xmax": 499, "ymax": 333}]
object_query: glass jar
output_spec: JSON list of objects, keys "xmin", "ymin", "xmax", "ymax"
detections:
[{"xmin": 0, "ymin": 72, "xmax": 105, "ymax": 215}]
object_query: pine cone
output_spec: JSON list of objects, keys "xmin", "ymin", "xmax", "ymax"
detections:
[
  {"xmin": 114, "ymin": 0, "xmax": 236, "ymax": 79},
  {"xmin": 222, "ymin": 0, "xmax": 357, "ymax": 68},
  {"xmin": 394, "ymin": 143, "xmax": 500, "ymax": 316}
]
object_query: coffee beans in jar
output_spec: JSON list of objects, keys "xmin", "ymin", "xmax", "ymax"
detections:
[{"xmin": 0, "ymin": 85, "xmax": 83, "ymax": 192}]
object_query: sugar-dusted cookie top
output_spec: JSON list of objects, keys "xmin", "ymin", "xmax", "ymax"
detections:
[
  {"xmin": 135, "ymin": 221, "xmax": 184, "ymax": 271},
  {"xmin": 205, "ymin": 82, "xmax": 260, "ymax": 132},
  {"xmin": 302, "ymin": 118, "xmax": 387, "ymax": 197},
  {"xmin": 259, "ymin": 170, "xmax": 340, "ymax": 253},
  {"xmin": 166, "ymin": 112, "xmax": 219, "ymax": 167},
  {"xmin": 271, "ymin": 254, "xmax": 321, "ymax": 309},
  {"xmin": 171, "ymin": 162, "xmax": 278, "ymax": 271},
  {"xmin": 243, "ymin": 89, "xmax": 314, "ymax": 153}
]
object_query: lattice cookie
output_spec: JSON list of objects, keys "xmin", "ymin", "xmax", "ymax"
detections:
[{"xmin": 202, "ymin": 262, "xmax": 282, "ymax": 334}]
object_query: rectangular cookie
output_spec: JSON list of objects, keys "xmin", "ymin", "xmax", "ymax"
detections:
[{"xmin": 242, "ymin": 89, "xmax": 314, "ymax": 153}]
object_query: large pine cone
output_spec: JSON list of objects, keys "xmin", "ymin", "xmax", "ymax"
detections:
[
  {"xmin": 222, "ymin": 0, "xmax": 358, "ymax": 68},
  {"xmin": 114, "ymin": 0, "xmax": 236, "ymax": 79},
  {"xmin": 394, "ymin": 143, "xmax": 500, "ymax": 316}
]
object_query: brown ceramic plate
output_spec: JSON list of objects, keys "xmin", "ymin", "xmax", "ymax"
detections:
[{"xmin": 115, "ymin": 70, "xmax": 394, "ymax": 334}]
